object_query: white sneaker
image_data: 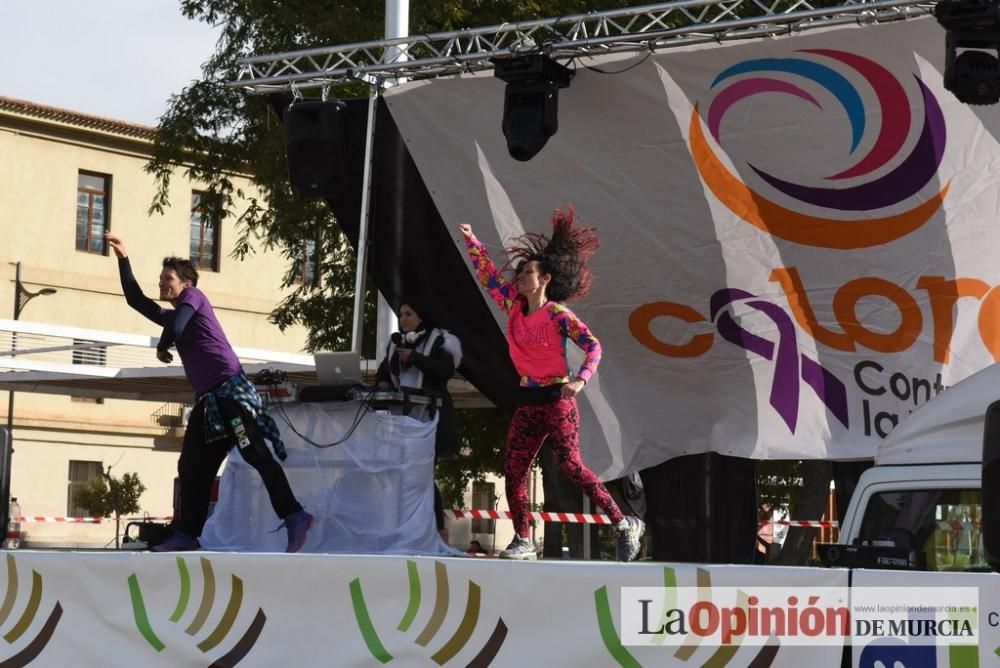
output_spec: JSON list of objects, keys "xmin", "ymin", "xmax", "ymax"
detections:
[
  {"xmin": 499, "ymin": 536, "xmax": 537, "ymax": 560},
  {"xmin": 616, "ymin": 517, "xmax": 645, "ymax": 562}
]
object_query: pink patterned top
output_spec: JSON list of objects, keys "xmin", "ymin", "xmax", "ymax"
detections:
[{"xmin": 465, "ymin": 235, "xmax": 601, "ymax": 387}]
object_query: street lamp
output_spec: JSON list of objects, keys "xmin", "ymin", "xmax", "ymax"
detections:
[{"xmin": 2, "ymin": 262, "xmax": 57, "ymax": 541}]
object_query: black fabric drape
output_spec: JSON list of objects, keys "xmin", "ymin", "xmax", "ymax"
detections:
[
  {"xmin": 324, "ymin": 97, "xmax": 520, "ymax": 410},
  {"xmin": 639, "ymin": 453, "xmax": 758, "ymax": 564}
]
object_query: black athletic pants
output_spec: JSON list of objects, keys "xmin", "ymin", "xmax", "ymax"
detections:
[{"xmin": 175, "ymin": 396, "xmax": 301, "ymax": 537}]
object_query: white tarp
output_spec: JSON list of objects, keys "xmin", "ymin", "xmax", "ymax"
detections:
[
  {"xmin": 875, "ymin": 363, "xmax": 1000, "ymax": 466},
  {"xmin": 0, "ymin": 551, "xmax": 853, "ymax": 666},
  {"xmin": 201, "ymin": 401, "xmax": 461, "ymax": 556},
  {"xmin": 384, "ymin": 17, "xmax": 1000, "ymax": 477}
]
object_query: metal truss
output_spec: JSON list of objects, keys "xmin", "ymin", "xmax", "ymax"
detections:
[{"xmin": 231, "ymin": 0, "xmax": 935, "ymax": 93}]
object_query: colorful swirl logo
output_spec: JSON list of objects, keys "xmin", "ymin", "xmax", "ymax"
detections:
[{"xmin": 689, "ymin": 49, "xmax": 949, "ymax": 249}]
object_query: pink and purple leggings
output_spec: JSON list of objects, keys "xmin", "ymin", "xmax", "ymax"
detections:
[{"xmin": 505, "ymin": 397, "xmax": 624, "ymax": 537}]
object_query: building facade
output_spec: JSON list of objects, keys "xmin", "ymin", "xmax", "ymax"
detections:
[{"xmin": 0, "ymin": 96, "xmax": 311, "ymax": 547}]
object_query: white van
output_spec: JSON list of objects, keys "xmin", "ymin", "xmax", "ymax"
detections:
[{"xmin": 835, "ymin": 363, "xmax": 996, "ymax": 571}]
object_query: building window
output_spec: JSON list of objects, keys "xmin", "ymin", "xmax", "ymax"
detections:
[
  {"xmin": 76, "ymin": 172, "xmax": 110, "ymax": 254},
  {"xmin": 190, "ymin": 192, "xmax": 220, "ymax": 272},
  {"xmin": 71, "ymin": 339, "xmax": 106, "ymax": 404},
  {"xmin": 67, "ymin": 460, "xmax": 103, "ymax": 517},
  {"xmin": 471, "ymin": 481, "xmax": 495, "ymax": 534},
  {"xmin": 295, "ymin": 238, "xmax": 318, "ymax": 285}
]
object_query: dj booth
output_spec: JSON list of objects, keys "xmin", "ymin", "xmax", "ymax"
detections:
[{"xmin": 199, "ymin": 389, "xmax": 463, "ymax": 556}]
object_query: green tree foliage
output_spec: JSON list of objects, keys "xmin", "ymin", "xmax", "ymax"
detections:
[
  {"xmin": 73, "ymin": 470, "xmax": 146, "ymax": 519},
  {"xmin": 74, "ymin": 467, "xmax": 146, "ymax": 549},
  {"xmin": 758, "ymin": 459, "xmax": 837, "ymax": 565},
  {"xmin": 757, "ymin": 459, "xmax": 805, "ymax": 519},
  {"xmin": 436, "ymin": 407, "xmax": 511, "ymax": 508}
]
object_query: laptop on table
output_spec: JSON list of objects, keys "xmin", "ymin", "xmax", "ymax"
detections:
[{"xmin": 299, "ymin": 351, "xmax": 363, "ymax": 402}]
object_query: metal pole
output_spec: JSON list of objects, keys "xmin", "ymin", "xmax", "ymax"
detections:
[
  {"xmin": 373, "ymin": 0, "xmax": 409, "ymax": 354},
  {"xmin": 1, "ymin": 262, "xmax": 22, "ymax": 542},
  {"xmin": 384, "ymin": 0, "xmax": 410, "ymax": 46},
  {"xmin": 353, "ymin": 0, "xmax": 410, "ymax": 355},
  {"xmin": 1, "ymin": 263, "xmax": 55, "ymax": 544},
  {"xmin": 350, "ymin": 88, "xmax": 379, "ymax": 354},
  {"xmin": 375, "ymin": 294, "xmax": 396, "ymax": 364}
]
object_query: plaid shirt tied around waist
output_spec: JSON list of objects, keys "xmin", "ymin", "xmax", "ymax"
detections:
[{"xmin": 197, "ymin": 372, "xmax": 287, "ymax": 461}]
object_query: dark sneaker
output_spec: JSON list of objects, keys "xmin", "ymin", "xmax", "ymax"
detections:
[
  {"xmin": 498, "ymin": 536, "xmax": 536, "ymax": 560},
  {"xmin": 616, "ymin": 516, "xmax": 645, "ymax": 562},
  {"xmin": 150, "ymin": 530, "xmax": 200, "ymax": 552},
  {"xmin": 284, "ymin": 511, "xmax": 315, "ymax": 553}
]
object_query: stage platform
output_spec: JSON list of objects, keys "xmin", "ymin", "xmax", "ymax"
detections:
[{"xmin": 0, "ymin": 549, "xmax": 861, "ymax": 667}]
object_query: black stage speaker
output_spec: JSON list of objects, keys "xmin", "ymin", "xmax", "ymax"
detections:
[
  {"xmin": 501, "ymin": 82, "xmax": 560, "ymax": 162},
  {"xmin": 285, "ymin": 100, "xmax": 349, "ymax": 198},
  {"xmin": 982, "ymin": 399, "xmax": 1000, "ymax": 570}
]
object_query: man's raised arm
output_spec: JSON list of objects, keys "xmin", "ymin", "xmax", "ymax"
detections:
[{"xmin": 105, "ymin": 232, "xmax": 165, "ymax": 325}]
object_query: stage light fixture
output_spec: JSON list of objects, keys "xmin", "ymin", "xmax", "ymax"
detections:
[
  {"xmin": 493, "ymin": 55, "xmax": 573, "ymax": 161},
  {"xmin": 936, "ymin": 0, "xmax": 1000, "ymax": 105}
]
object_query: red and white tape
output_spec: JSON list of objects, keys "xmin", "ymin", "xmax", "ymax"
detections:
[
  {"xmin": 761, "ymin": 520, "xmax": 839, "ymax": 529},
  {"xmin": 445, "ymin": 510, "xmax": 838, "ymax": 528},
  {"xmin": 18, "ymin": 517, "xmax": 102, "ymax": 524},
  {"xmin": 445, "ymin": 509, "xmax": 615, "ymax": 525},
  {"xmin": 16, "ymin": 516, "xmax": 174, "ymax": 524},
  {"xmin": 14, "ymin": 512, "xmax": 843, "ymax": 528}
]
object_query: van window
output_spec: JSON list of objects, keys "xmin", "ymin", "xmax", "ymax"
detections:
[{"xmin": 857, "ymin": 489, "xmax": 985, "ymax": 571}]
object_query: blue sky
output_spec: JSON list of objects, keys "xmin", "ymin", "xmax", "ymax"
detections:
[{"xmin": 1, "ymin": 1, "xmax": 221, "ymax": 125}]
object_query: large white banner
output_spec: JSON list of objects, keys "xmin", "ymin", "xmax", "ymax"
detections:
[
  {"xmin": 0, "ymin": 551, "xmax": 849, "ymax": 666},
  {"xmin": 385, "ymin": 17, "xmax": 1000, "ymax": 477},
  {"xmin": 5, "ymin": 549, "xmax": 999, "ymax": 667}
]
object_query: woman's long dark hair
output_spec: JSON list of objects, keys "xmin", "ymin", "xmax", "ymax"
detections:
[
  {"xmin": 505, "ymin": 205, "xmax": 600, "ymax": 302},
  {"xmin": 399, "ymin": 296, "xmax": 432, "ymax": 332}
]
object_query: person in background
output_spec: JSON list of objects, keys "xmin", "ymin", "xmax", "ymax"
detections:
[
  {"xmin": 459, "ymin": 207, "xmax": 645, "ymax": 561},
  {"xmin": 105, "ymin": 232, "xmax": 314, "ymax": 553},
  {"xmin": 375, "ymin": 298, "xmax": 462, "ymax": 541},
  {"xmin": 467, "ymin": 539, "xmax": 488, "ymax": 555}
]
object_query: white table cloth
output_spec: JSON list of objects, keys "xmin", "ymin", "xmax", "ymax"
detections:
[{"xmin": 200, "ymin": 400, "xmax": 463, "ymax": 555}]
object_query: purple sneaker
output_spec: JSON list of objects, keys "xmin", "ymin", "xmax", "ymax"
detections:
[
  {"xmin": 150, "ymin": 530, "xmax": 200, "ymax": 552},
  {"xmin": 284, "ymin": 511, "xmax": 315, "ymax": 553}
]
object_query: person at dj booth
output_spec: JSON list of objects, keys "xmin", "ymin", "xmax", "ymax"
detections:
[{"xmin": 374, "ymin": 299, "xmax": 462, "ymax": 540}]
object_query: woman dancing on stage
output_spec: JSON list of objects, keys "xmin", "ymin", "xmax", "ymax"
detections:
[{"xmin": 459, "ymin": 207, "xmax": 644, "ymax": 561}]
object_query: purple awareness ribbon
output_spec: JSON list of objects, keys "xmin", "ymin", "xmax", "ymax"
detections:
[{"xmin": 710, "ymin": 289, "xmax": 849, "ymax": 433}]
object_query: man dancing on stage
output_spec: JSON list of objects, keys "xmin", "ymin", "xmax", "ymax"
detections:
[
  {"xmin": 459, "ymin": 208, "xmax": 645, "ymax": 561},
  {"xmin": 105, "ymin": 232, "xmax": 313, "ymax": 552}
]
